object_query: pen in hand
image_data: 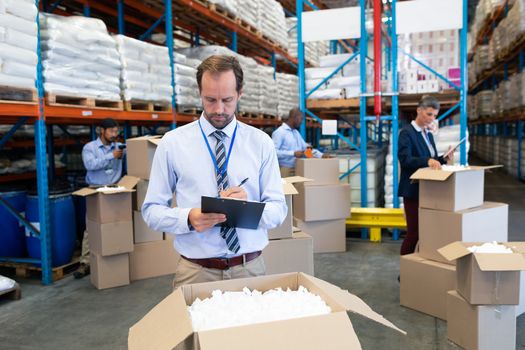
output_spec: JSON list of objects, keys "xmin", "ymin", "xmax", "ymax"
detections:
[{"xmin": 237, "ymin": 177, "xmax": 249, "ymax": 187}]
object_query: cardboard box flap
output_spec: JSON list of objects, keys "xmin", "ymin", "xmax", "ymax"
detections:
[
  {"xmin": 283, "ymin": 176, "xmax": 313, "ymax": 184},
  {"xmin": 410, "ymin": 168, "xmax": 454, "ymax": 181},
  {"xmin": 117, "ymin": 175, "xmax": 140, "ymax": 190},
  {"xmin": 510, "ymin": 242, "xmax": 525, "ymax": 253},
  {"xmin": 298, "ymin": 273, "xmax": 407, "ymax": 335},
  {"xmin": 282, "ymin": 181, "xmax": 299, "ymax": 195},
  {"xmin": 475, "ymin": 253, "xmax": 525, "ymax": 271},
  {"xmin": 149, "ymin": 138, "xmax": 162, "ymax": 145},
  {"xmin": 437, "ymin": 241, "xmax": 472, "ymax": 261},
  {"xmin": 197, "ymin": 312, "xmax": 360, "ymax": 350},
  {"xmin": 128, "ymin": 135, "xmax": 162, "ymax": 142},
  {"xmin": 72, "ymin": 187, "xmax": 97, "ymax": 197},
  {"xmin": 468, "ymin": 165, "xmax": 502, "ymax": 171},
  {"xmin": 128, "ymin": 288, "xmax": 193, "ymax": 350}
]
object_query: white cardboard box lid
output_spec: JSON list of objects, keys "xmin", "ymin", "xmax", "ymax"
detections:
[
  {"xmin": 128, "ymin": 272, "xmax": 406, "ymax": 350},
  {"xmin": 410, "ymin": 165, "xmax": 501, "ymax": 182},
  {"xmin": 72, "ymin": 175, "xmax": 139, "ymax": 196}
]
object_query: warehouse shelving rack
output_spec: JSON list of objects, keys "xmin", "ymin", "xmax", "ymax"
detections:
[
  {"xmin": 0, "ymin": 0, "xmax": 298, "ymax": 284},
  {"xmin": 467, "ymin": 0, "xmax": 525, "ymax": 181},
  {"xmin": 295, "ymin": 0, "xmax": 469, "ymax": 239}
]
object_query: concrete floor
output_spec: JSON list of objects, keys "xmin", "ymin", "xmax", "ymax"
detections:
[{"xmin": 1, "ymin": 167, "xmax": 524, "ymax": 349}]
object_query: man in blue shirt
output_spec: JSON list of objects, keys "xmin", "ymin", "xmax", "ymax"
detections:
[
  {"xmin": 272, "ymin": 107, "xmax": 330, "ymax": 177},
  {"xmin": 142, "ymin": 55, "xmax": 287, "ymax": 288},
  {"xmin": 74, "ymin": 118, "xmax": 124, "ymax": 279}
]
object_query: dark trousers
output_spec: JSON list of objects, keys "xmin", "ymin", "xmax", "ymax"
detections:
[{"xmin": 401, "ymin": 197, "xmax": 419, "ymax": 255}]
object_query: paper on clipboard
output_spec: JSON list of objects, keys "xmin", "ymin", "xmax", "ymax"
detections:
[
  {"xmin": 442, "ymin": 137, "xmax": 467, "ymax": 158},
  {"xmin": 201, "ymin": 196, "xmax": 266, "ymax": 230}
]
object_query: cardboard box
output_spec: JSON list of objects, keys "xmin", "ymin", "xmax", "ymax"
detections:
[
  {"xmin": 294, "ymin": 218, "xmax": 346, "ymax": 253},
  {"xmin": 419, "ymin": 202, "xmax": 508, "ymax": 265},
  {"xmin": 73, "ymin": 176, "xmax": 139, "ymax": 224},
  {"xmin": 447, "ymin": 290, "xmax": 516, "ymax": 350},
  {"xmin": 132, "ymin": 210, "xmax": 163, "ymax": 243},
  {"xmin": 268, "ymin": 177, "xmax": 311, "ymax": 240},
  {"xmin": 132, "ymin": 179, "xmax": 148, "ymax": 211},
  {"xmin": 439, "ymin": 242, "xmax": 525, "ymax": 305},
  {"xmin": 262, "ymin": 231, "xmax": 314, "ymax": 275},
  {"xmin": 90, "ymin": 252, "xmax": 130, "ymax": 290},
  {"xmin": 87, "ymin": 219, "xmax": 133, "ymax": 256},
  {"xmin": 294, "ymin": 183, "xmax": 350, "ymax": 221},
  {"xmin": 510, "ymin": 242, "xmax": 525, "ymax": 316},
  {"xmin": 129, "ymin": 237, "xmax": 181, "ymax": 281},
  {"xmin": 128, "ymin": 272, "xmax": 406, "ymax": 350},
  {"xmin": 410, "ymin": 166, "xmax": 500, "ymax": 212},
  {"xmin": 126, "ymin": 135, "xmax": 161, "ymax": 179},
  {"xmin": 295, "ymin": 158, "xmax": 340, "ymax": 186},
  {"xmin": 400, "ymin": 254, "xmax": 456, "ymax": 320}
]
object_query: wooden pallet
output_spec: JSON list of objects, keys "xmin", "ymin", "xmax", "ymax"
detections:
[
  {"xmin": 0, "ymin": 86, "xmax": 37, "ymax": 104},
  {"xmin": 236, "ymin": 18, "xmax": 259, "ymax": 35},
  {"xmin": 46, "ymin": 93, "xmax": 123, "ymax": 110},
  {"xmin": 0, "ymin": 283, "xmax": 21, "ymax": 301},
  {"xmin": 176, "ymin": 106, "xmax": 201, "ymax": 115},
  {"xmin": 0, "ymin": 259, "xmax": 80, "ymax": 282},
  {"xmin": 124, "ymin": 100, "xmax": 172, "ymax": 112},
  {"xmin": 208, "ymin": 2, "xmax": 236, "ymax": 21},
  {"xmin": 259, "ymin": 113, "xmax": 277, "ymax": 120},
  {"xmin": 238, "ymin": 112, "xmax": 259, "ymax": 119}
]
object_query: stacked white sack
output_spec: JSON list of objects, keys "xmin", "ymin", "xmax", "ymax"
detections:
[
  {"xmin": 276, "ymin": 72, "xmax": 299, "ymax": 118},
  {"xmin": 0, "ymin": 0, "xmax": 38, "ymax": 90},
  {"xmin": 40, "ymin": 14, "xmax": 121, "ymax": 101},
  {"xmin": 257, "ymin": 64, "xmax": 278, "ymax": 116},
  {"xmin": 257, "ymin": 0, "xmax": 288, "ymax": 49}
]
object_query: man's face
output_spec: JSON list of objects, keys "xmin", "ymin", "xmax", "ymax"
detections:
[
  {"xmin": 102, "ymin": 127, "xmax": 119, "ymax": 142},
  {"xmin": 200, "ymin": 70, "xmax": 241, "ymax": 129},
  {"xmin": 291, "ymin": 112, "xmax": 303, "ymax": 129},
  {"xmin": 416, "ymin": 107, "xmax": 439, "ymax": 129}
]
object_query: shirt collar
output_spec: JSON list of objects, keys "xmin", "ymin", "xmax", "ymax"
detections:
[
  {"xmin": 199, "ymin": 113, "xmax": 237, "ymax": 139},
  {"xmin": 411, "ymin": 120, "xmax": 425, "ymax": 133},
  {"xmin": 282, "ymin": 123, "xmax": 294, "ymax": 132},
  {"xmin": 96, "ymin": 137, "xmax": 115, "ymax": 149}
]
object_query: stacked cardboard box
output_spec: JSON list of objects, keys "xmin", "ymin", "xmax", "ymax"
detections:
[
  {"xmin": 125, "ymin": 135, "xmax": 181, "ymax": 281},
  {"xmin": 401, "ymin": 166, "xmax": 508, "ymax": 320},
  {"xmin": 293, "ymin": 159, "xmax": 350, "ymax": 253},
  {"xmin": 73, "ymin": 176, "xmax": 139, "ymax": 290},
  {"xmin": 439, "ymin": 242, "xmax": 525, "ymax": 350},
  {"xmin": 263, "ymin": 177, "xmax": 314, "ymax": 275}
]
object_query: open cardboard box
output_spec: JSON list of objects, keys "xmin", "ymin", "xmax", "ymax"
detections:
[
  {"xmin": 295, "ymin": 158, "xmax": 340, "ymax": 186},
  {"xmin": 438, "ymin": 242, "xmax": 525, "ymax": 305},
  {"xmin": 269, "ymin": 176, "xmax": 312, "ymax": 240},
  {"xmin": 410, "ymin": 166, "xmax": 500, "ymax": 212},
  {"xmin": 126, "ymin": 135, "xmax": 162, "ymax": 179},
  {"xmin": 128, "ymin": 272, "xmax": 406, "ymax": 350},
  {"xmin": 73, "ymin": 176, "xmax": 139, "ymax": 223}
]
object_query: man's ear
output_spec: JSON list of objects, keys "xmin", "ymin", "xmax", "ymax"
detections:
[{"xmin": 237, "ymin": 89, "xmax": 243, "ymax": 101}]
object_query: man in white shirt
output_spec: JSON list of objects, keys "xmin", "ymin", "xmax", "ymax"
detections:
[
  {"xmin": 272, "ymin": 107, "xmax": 331, "ymax": 177},
  {"xmin": 142, "ymin": 55, "xmax": 287, "ymax": 288}
]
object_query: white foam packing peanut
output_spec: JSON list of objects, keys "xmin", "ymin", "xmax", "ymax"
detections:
[
  {"xmin": 188, "ymin": 286, "xmax": 331, "ymax": 332},
  {"xmin": 441, "ymin": 164, "xmax": 469, "ymax": 172},
  {"xmin": 467, "ymin": 242, "xmax": 513, "ymax": 254},
  {"xmin": 96, "ymin": 186, "xmax": 126, "ymax": 192}
]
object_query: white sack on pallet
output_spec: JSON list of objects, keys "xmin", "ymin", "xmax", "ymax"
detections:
[
  {"xmin": 0, "ymin": 0, "xmax": 38, "ymax": 21},
  {"xmin": 0, "ymin": 13, "xmax": 37, "ymax": 36},
  {"xmin": 0, "ymin": 26, "xmax": 37, "ymax": 52},
  {"xmin": 208, "ymin": 0, "xmax": 238, "ymax": 16},
  {"xmin": 0, "ymin": 72, "xmax": 34, "ymax": 89},
  {"xmin": 0, "ymin": 42, "xmax": 37, "ymax": 65},
  {"xmin": 308, "ymin": 89, "xmax": 344, "ymax": 100},
  {"xmin": 1, "ymin": 60, "xmax": 35, "ymax": 79}
]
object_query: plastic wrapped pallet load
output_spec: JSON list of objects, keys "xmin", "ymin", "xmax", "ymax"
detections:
[
  {"xmin": 0, "ymin": 0, "xmax": 38, "ymax": 90},
  {"xmin": 208, "ymin": 0, "xmax": 238, "ymax": 17},
  {"xmin": 257, "ymin": 0, "xmax": 287, "ymax": 49},
  {"xmin": 276, "ymin": 72, "xmax": 298, "ymax": 118},
  {"xmin": 40, "ymin": 14, "xmax": 121, "ymax": 101}
]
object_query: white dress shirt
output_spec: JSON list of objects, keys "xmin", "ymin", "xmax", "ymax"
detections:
[{"xmin": 142, "ymin": 115, "xmax": 287, "ymax": 259}]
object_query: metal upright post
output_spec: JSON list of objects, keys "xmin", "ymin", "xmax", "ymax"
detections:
[
  {"xmin": 35, "ymin": 0, "xmax": 53, "ymax": 285},
  {"xmin": 297, "ymin": 0, "xmax": 306, "ymax": 138},
  {"xmin": 117, "ymin": 0, "xmax": 125, "ymax": 35},
  {"xmin": 359, "ymin": 0, "xmax": 368, "ymax": 209},
  {"xmin": 231, "ymin": 31, "xmax": 238, "ymax": 52},
  {"xmin": 46, "ymin": 125, "xmax": 55, "ymax": 182},
  {"xmin": 164, "ymin": 0, "xmax": 177, "ymax": 130},
  {"xmin": 392, "ymin": 0, "xmax": 400, "ymax": 212},
  {"xmin": 459, "ymin": 0, "xmax": 468, "ymax": 165},
  {"xmin": 83, "ymin": 0, "xmax": 90, "ymax": 17},
  {"xmin": 271, "ymin": 52, "xmax": 277, "ymax": 80}
]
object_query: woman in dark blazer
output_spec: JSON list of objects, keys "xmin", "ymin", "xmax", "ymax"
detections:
[{"xmin": 398, "ymin": 95, "xmax": 452, "ymax": 255}]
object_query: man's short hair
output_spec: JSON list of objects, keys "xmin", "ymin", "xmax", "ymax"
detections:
[
  {"xmin": 100, "ymin": 118, "xmax": 118, "ymax": 129},
  {"xmin": 196, "ymin": 55, "xmax": 244, "ymax": 93},
  {"xmin": 418, "ymin": 95, "xmax": 440, "ymax": 110}
]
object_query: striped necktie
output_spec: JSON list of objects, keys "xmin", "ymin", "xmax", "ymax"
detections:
[{"xmin": 212, "ymin": 130, "xmax": 240, "ymax": 253}]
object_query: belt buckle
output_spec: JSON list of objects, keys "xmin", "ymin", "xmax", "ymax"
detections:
[{"xmin": 218, "ymin": 258, "xmax": 230, "ymax": 270}]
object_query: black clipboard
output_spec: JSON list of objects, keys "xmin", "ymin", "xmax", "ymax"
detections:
[{"xmin": 201, "ymin": 196, "xmax": 266, "ymax": 229}]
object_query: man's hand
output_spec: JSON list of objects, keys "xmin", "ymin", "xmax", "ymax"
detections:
[
  {"xmin": 113, "ymin": 149, "xmax": 124, "ymax": 159},
  {"xmin": 188, "ymin": 208, "xmax": 226, "ymax": 232},
  {"xmin": 220, "ymin": 186, "xmax": 247, "ymax": 200},
  {"xmin": 428, "ymin": 158, "xmax": 442, "ymax": 170},
  {"xmin": 294, "ymin": 150, "xmax": 305, "ymax": 158},
  {"xmin": 322, "ymin": 153, "xmax": 333, "ymax": 158}
]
